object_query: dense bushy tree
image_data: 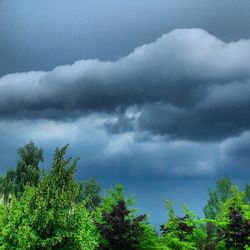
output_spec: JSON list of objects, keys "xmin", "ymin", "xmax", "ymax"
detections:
[
  {"xmin": 96, "ymin": 200, "xmax": 146, "ymax": 250},
  {"xmin": 223, "ymin": 206, "xmax": 250, "ymax": 249},
  {"xmin": 161, "ymin": 201, "xmax": 208, "ymax": 250},
  {"xmin": 0, "ymin": 145, "xmax": 99, "ymax": 249},
  {"xmin": 216, "ymin": 186, "xmax": 250, "ymax": 249}
]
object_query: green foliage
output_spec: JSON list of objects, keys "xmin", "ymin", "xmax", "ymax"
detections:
[
  {"xmin": 0, "ymin": 142, "xmax": 44, "ymax": 202},
  {"xmin": 245, "ymin": 183, "xmax": 250, "ymax": 205},
  {"xmin": 79, "ymin": 177, "xmax": 102, "ymax": 210},
  {"xmin": 161, "ymin": 201, "xmax": 208, "ymax": 250},
  {"xmin": 140, "ymin": 220, "xmax": 170, "ymax": 250},
  {"xmin": 216, "ymin": 186, "xmax": 250, "ymax": 249},
  {"xmin": 101, "ymin": 184, "xmax": 135, "ymax": 213},
  {"xmin": 217, "ymin": 186, "xmax": 250, "ymax": 221},
  {"xmin": 203, "ymin": 175, "xmax": 233, "ymax": 219},
  {"xmin": 0, "ymin": 187, "xmax": 39, "ymax": 249},
  {"xmin": 0, "ymin": 170, "xmax": 16, "ymax": 203},
  {"xmin": 0, "ymin": 144, "xmax": 250, "ymax": 249},
  {"xmin": 15, "ymin": 141, "xmax": 44, "ymax": 195},
  {"xmin": 0, "ymin": 145, "xmax": 99, "ymax": 249}
]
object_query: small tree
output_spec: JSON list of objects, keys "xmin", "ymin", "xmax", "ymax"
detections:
[{"xmin": 96, "ymin": 200, "xmax": 146, "ymax": 250}]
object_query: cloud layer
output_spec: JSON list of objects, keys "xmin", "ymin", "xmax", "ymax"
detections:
[{"xmin": 1, "ymin": 28, "xmax": 250, "ymax": 143}]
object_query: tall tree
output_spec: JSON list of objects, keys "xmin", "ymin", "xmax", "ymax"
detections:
[
  {"xmin": 0, "ymin": 142, "xmax": 44, "ymax": 202},
  {"xmin": 203, "ymin": 176, "xmax": 233, "ymax": 219},
  {"xmin": 15, "ymin": 141, "xmax": 44, "ymax": 195},
  {"xmin": 0, "ymin": 145, "xmax": 99, "ymax": 249},
  {"xmin": 79, "ymin": 177, "xmax": 102, "ymax": 210}
]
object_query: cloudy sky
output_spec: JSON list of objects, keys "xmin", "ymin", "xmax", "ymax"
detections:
[{"xmin": 1, "ymin": 0, "xmax": 250, "ymax": 226}]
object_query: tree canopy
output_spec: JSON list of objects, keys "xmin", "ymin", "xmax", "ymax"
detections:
[{"xmin": 0, "ymin": 143, "xmax": 249, "ymax": 249}]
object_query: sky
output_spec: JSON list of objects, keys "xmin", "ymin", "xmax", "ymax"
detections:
[{"xmin": 1, "ymin": 0, "xmax": 250, "ymax": 227}]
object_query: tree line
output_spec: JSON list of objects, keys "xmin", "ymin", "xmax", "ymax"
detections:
[{"xmin": 0, "ymin": 142, "xmax": 249, "ymax": 249}]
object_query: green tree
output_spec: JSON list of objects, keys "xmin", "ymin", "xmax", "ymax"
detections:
[
  {"xmin": 0, "ymin": 145, "xmax": 99, "ymax": 249},
  {"xmin": 0, "ymin": 142, "xmax": 44, "ymax": 202},
  {"xmin": 161, "ymin": 201, "xmax": 207, "ymax": 250},
  {"xmin": 216, "ymin": 186, "xmax": 250, "ymax": 249},
  {"xmin": 0, "ymin": 170, "xmax": 16, "ymax": 203},
  {"xmin": 244, "ymin": 183, "xmax": 250, "ymax": 205},
  {"xmin": 203, "ymin": 176, "xmax": 233, "ymax": 219},
  {"xmin": 101, "ymin": 184, "xmax": 135, "ymax": 213},
  {"xmin": 15, "ymin": 141, "xmax": 44, "ymax": 195},
  {"xmin": 79, "ymin": 178, "xmax": 102, "ymax": 210},
  {"xmin": 140, "ymin": 221, "xmax": 170, "ymax": 250}
]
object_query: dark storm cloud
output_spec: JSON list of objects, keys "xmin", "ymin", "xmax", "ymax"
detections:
[
  {"xmin": 219, "ymin": 132, "xmax": 250, "ymax": 176},
  {"xmin": 1, "ymin": 28, "xmax": 250, "ymax": 141},
  {"xmin": 138, "ymin": 81, "xmax": 250, "ymax": 142}
]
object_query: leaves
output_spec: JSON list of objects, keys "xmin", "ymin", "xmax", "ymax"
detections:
[
  {"xmin": 96, "ymin": 200, "xmax": 146, "ymax": 250},
  {"xmin": 79, "ymin": 177, "xmax": 102, "ymax": 210},
  {"xmin": 203, "ymin": 176, "xmax": 233, "ymax": 219},
  {"xmin": 0, "ymin": 145, "xmax": 99, "ymax": 250},
  {"xmin": 0, "ymin": 144, "xmax": 249, "ymax": 249}
]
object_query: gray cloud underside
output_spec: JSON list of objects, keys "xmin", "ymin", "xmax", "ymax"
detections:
[{"xmin": 1, "ymin": 28, "xmax": 250, "ymax": 142}]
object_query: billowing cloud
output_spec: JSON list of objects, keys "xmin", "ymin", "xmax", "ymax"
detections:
[
  {"xmin": 138, "ymin": 81, "xmax": 250, "ymax": 141},
  {"xmin": 1, "ymin": 28, "xmax": 250, "ymax": 142},
  {"xmin": 219, "ymin": 131, "xmax": 250, "ymax": 176},
  {"xmin": 0, "ymin": 117, "xmax": 219, "ymax": 179}
]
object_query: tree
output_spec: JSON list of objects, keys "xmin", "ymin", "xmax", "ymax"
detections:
[
  {"xmin": 0, "ymin": 169, "xmax": 16, "ymax": 203},
  {"xmin": 216, "ymin": 186, "xmax": 250, "ymax": 250},
  {"xmin": 15, "ymin": 141, "xmax": 44, "ymax": 195},
  {"xmin": 79, "ymin": 178, "xmax": 102, "ymax": 210},
  {"xmin": 140, "ymin": 221, "xmax": 170, "ymax": 250},
  {"xmin": 244, "ymin": 183, "xmax": 250, "ymax": 205},
  {"xmin": 96, "ymin": 200, "xmax": 146, "ymax": 250},
  {"xmin": 0, "ymin": 145, "xmax": 100, "ymax": 249},
  {"xmin": 0, "ymin": 142, "xmax": 44, "ymax": 202},
  {"xmin": 224, "ymin": 206, "xmax": 250, "ymax": 249},
  {"xmin": 161, "ymin": 201, "xmax": 208, "ymax": 250},
  {"xmin": 101, "ymin": 184, "xmax": 135, "ymax": 213},
  {"xmin": 203, "ymin": 176, "xmax": 233, "ymax": 219}
]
